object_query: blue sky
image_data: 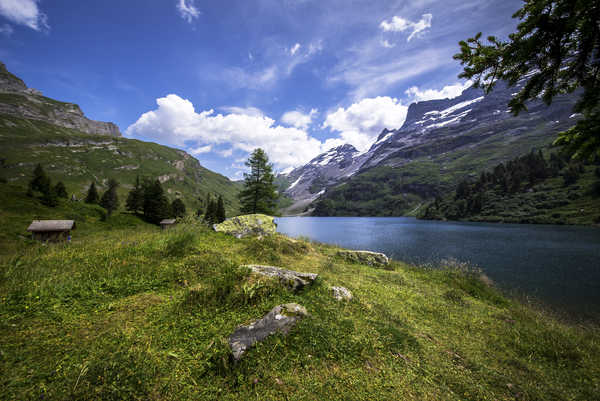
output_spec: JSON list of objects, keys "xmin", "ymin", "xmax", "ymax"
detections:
[{"xmin": 0, "ymin": 0, "xmax": 522, "ymax": 178}]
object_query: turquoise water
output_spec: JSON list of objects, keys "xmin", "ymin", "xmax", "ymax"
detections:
[{"xmin": 276, "ymin": 217, "xmax": 600, "ymax": 318}]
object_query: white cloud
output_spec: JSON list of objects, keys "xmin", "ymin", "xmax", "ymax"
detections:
[
  {"xmin": 218, "ymin": 148, "xmax": 234, "ymax": 157},
  {"xmin": 177, "ymin": 0, "xmax": 200, "ymax": 23},
  {"xmin": 322, "ymin": 96, "xmax": 408, "ymax": 151},
  {"xmin": 380, "ymin": 39, "xmax": 395, "ymax": 48},
  {"xmin": 0, "ymin": 23, "xmax": 13, "ymax": 36},
  {"xmin": 223, "ymin": 66, "xmax": 278, "ymax": 90},
  {"xmin": 405, "ymin": 81, "xmax": 472, "ymax": 102},
  {"xmin": 220, "ymin": 106, "xmax": 264, "ymax": 117},
  {"xmin": 190, "ymin": 145, "xmax": 212, "ymax": 155},
  {"xmin": 0, "ymin": 0, "xmax": 48, "ymax": 31},
  {"xmin": 126, "ymin": 94, "xmax": 327, "ymax": 169},
  {"xmin": 290, "ymin": 43, "xmax": 301, "ymax": 56},
  {"xmin": 329, "ymin": 48, "xmax": 450, "ymax": 100},
  {"xmin": 281, "ymin": 108, "xmax": 318, "ymax": 130},
  {"xmin": 380, "ymin": 13, "xmax": 432, "ymax": 41}
]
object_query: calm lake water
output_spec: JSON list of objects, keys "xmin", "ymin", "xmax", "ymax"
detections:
[{"xmin": 276, "ymin": 217, "xmax": 600, "ymax": 318}]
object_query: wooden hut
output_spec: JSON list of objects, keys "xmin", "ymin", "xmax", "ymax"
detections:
[
  {"xmin": 160, "ymin": 219, "xmax": 176, "ymax": 230},
  {"xmin": 27, "ymin": 220, "xmax": 76, "ymax": 242}
]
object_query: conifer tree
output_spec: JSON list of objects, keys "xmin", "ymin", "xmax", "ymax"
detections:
[
  {"xmin": 54, "ymin": 182, "xmax": 68, "ymax": 199},
  {"xmin": 28, "ymin": 164, "xmax": 51, "ymax": 196},
  {"xmin": 454, "ymin": 0, "xmax": 600, "ymax": 158},
  {"xmin": 238, "ymin": 148, "xmax": 278, "ymax": 215},
  {"xmin": 171, "ymin": 198, "xmax": 186, "ymax": 218},
  {"xmin": 126, "ymin": 176, "xmax": 144, "ymax": 214},
  {"xmin": 85, "ymin": 182, "xmax": 99, "ymax": 204},
  {"xmin": 216, "ymin": 195, "xmax": 226, "ymax": 223},
  {"xmin": 204, "ymin": 195, "xmax": 216, "ymax": 224},
  {"xmin": 100, "ymin": 179, "xmax": 120, "ymax": 217},
  {"xmin": 40, "ymin": 186, "xmax": 58, "ymax": 207},
  {"xmin": 143, "ymin": 179, "xmax": 170, "ymax": 224}
]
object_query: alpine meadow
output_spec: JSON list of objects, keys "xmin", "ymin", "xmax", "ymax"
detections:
[{"xmin": 1, "ymin": 0, "xmax": 599, "ymax": 400}]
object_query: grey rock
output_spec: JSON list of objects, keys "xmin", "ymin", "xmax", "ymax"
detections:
[
  {"xmin": 337, "ymin": 249, "xmax": 389, "ymax": 267},
  {"xmin": 229, "ymin": 303, "xmax": 308, "ymax": 360},
  {"xmin": 331, "ymin": 286, "xmax": 352, "ymax": 301},
  {"xmin": 244, "ymin": 264, "xmax": 318, "ymax": 292},
  {"xmin": 213, "ymin": 214, "xmax": 276, "ymax": 238}
]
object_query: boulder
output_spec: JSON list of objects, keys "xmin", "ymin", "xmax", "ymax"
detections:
[
  {"xmin": 331, "ymin": 286, "xmax": 353, "ymax": 301},
  {"xmin": 244, "ymin": 264, "xmax": 317, "ymax": 292},
  {"xmin": 229, "ymin": 303, "xmax": 308, "ymax": 360},
  {"xmin": 337, "ymin": 250, "xmax": 389, "ymax": 267},
  {"xmin": 213, "ymin": 214, "xmax": 276, "ymax": 238}
]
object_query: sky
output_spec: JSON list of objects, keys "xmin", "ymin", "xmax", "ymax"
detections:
[{"xmin": 0, "ymin": 0, "xmax": 523, "ymax": 179}]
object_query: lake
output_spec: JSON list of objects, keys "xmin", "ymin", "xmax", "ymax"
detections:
[{"xmin": 276, "ymin": 217, "xmax": 600, "ymax": 319}]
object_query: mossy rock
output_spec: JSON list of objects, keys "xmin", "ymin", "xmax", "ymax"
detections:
[
  {"xmin": 213, "ymin": 214, "xmax": 276, "ymax": 238},
  {"xmin": 337, "ymin": 249, "xmax": 389, "ymax": 267}
]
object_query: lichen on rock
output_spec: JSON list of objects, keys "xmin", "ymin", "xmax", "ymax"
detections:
[
  {"xmin": 228, "ymin": 303, "xmax": 308, "ymax": 360},
  {"xmin": 331, "ymin": 286, "xmax": 353, "ymax": 301},
  {"xmin": 337, "ymin": 249, "xmax": 389, "ymax": 267},
  {"xmin": 213, "ymin": 214, "xmax": 276, "ymax": 238},
  {"xmin": 244, "ymin": 264, "xmax": 318, "ymax": 292}
]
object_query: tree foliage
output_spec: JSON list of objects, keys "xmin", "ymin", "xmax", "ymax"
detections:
[
  {"xmin": 454, "ymin": 0, "xmax": 600, "ymax": 158},
  {"xmin": 54, "ymin": 182, "xmax": 68, "ymax": 199},
  {"xmin": 143, "ymin": 179, "xmax": 171, "ymax": 224},
  {"xmin": 100, "ymin": 179, "xmax": 120, "ymax": 216},
  {"xmin": 171, "ymin": 198, "xmax": 186, "ymax": 219},
  {"xmin": 85, "ymin": 182, "xmax": 99, "ymax": 204},
  {"xmin": 126, "ymin": 176, "xmax": 144, "ymax": 214},
  {"xmin": 216, "ymin": 195, "xmax": 226, "ymax": 223},
  {"xmin": 238, "ymin": 148, "xmax": 278, "ymax": 215}
]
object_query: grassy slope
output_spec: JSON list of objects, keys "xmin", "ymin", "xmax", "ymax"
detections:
[
  {"xmin": 0, "ymin": 113, "xmax": 242, "ymax": 214},
  {"xmin": 0, "ymin": 196, "xmax": 598, "ymax": 399}
]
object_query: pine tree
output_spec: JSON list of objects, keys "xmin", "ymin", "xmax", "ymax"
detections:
[
  {"xmin": 171, "ymin": 198, "xmax": 186, "ymax": 218},
  {"xmin": 126, "ymin": 176, "xmax": 144, "ymax": 213},
  {"xmin": 54, "ymin": 182, "xmax": 68, "ymax": 199},
  {"xmin": 216, "ymin": 195, "xmax": 226, "ymax": 223},
  {"xmin": 40, "ymin": 186, "xmax": 58, "ymax": 207},
  {"xmin": 100, "ymin": 179, "xmax": 120, "ymax": 217},
  {"xmin": 204, "ymin": 195, "xmax": 216, "ymax": 224},
  {"xmin": 85, "ymin": 182, "xmax": 99, "ymax": 204},
  {"xmin": 143, "ymin": 179, "xmax": 170, "ymax": 224},
  {"xmin": 238, "ymin": 148, "xmax": 278, "ymax": 215},
  {"xmin": 454, "ymin": 0, "xmax": 600, "ymax": 158},
  {"xmin": 28, "ymin": 164, "xmax": 51, "ymax": 196}
]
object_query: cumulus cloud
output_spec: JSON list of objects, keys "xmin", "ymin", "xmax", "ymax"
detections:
[
  {"xmin": 177, "ymin": 0, "xmax": 200, "ymax": 23},
  {"xmin": 405, "ymin": 81, "xmax": 472, "ymax": 102},
  {"xmin": 380, "ymin": 14, "xmax": 432, "ymax": 41},
  {"xmin": 126, "ymin": 94, "xmax": 326, "ymax": 169},
  {"xmin": 0, "ymin": 0, "xmax": 48, "ymax": 31},
  {"xmin": 281, "ymin": 109, "xmax": 318, "ymax": 130},
  {"xmin": 322, "ymin": 97, "xmax": 408, "ymax": 151}
]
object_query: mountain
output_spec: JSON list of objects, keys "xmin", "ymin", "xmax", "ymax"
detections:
[
  {"xmin": 284, "ymin": 78, "xmax": 581, "ymax": 216},
  {"xmin": 0, "ymin": 62, "xmax": 241, "ymax": 214},
  {"xmin": 281, "ymin": 144, "xmax": 369, "ymax": 214},
  {"xmin": 0, "ymin": 62, "xmax": 121, "ymax": 136}
]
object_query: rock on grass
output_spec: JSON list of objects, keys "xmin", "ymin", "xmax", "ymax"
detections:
[
  {"xmin": 213, "ymin": 214, "xmax": 276, "ymax": 239},
  {"xmin": 244, "ymin": 264, "xmax": 318, "ymax": 292},
  {"xmin": 229, "ymin": 303, "xmax": 308, "ymax": 360},
  {"xmin": 336, "ymin": 250, "xmax": 389, "ymax": 267}
]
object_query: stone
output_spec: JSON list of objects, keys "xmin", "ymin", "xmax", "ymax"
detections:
[
  {"xmin": 213, "ymin": 214, "xmax": 276, "ymax": 238},
  {"xmin": 244, "ymin": 264, "xmax": 318, "ymax": 292},
  {"xmin": 337, "ymin": 249, "xmax": 389, "ymax": 267},
  {"xmin": 331, "ymin": 286, "xmax": 352, "ymax": 301},
  {"xmin": 229, "ymin": 303, "xmax": 308, "ymax": 360}
]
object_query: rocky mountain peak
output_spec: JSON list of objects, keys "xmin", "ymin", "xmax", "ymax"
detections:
[{"xmin": 0, "ymin": 61, "xmax": 121, "ymax": 137}]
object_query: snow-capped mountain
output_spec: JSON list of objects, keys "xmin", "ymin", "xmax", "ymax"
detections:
[
  {"xmin": 282, "ymin": 78, "xmax": 580, "ymax": 215},
  {"xmin": 362, "ymin": 80, "xmax": 577, "ymax": 170},
  {"xmin": 284, "ymin": 144, "xmax": 368, "ymax": 203}
]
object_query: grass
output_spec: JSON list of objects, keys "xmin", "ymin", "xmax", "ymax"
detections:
[{"xmin": 1, "ymin": 218, "xmax": 599, "ymax": 400}]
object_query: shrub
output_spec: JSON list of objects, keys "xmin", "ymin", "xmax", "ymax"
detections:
[{"xmin": 164, "ymin": 231, "xmax": 196, "ymax": 257}]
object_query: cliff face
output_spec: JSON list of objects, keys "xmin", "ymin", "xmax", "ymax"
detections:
[{"xmin": 0, "ymin": 62, "xmax": 121, "ymax": 137}]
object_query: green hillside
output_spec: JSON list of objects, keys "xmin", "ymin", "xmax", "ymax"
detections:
[{"xmin": 0, "ymin": 113, "xmax": 242, "ymax": 215}]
